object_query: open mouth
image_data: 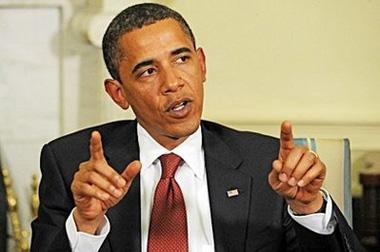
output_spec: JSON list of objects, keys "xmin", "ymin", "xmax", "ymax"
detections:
[
  {"xmin": 171, "ymin": 101, "xmax": 188, "ymax": 111},
  {"xmin": 166, "ymin": 99, "xmax": 192, "ymax": 118}
]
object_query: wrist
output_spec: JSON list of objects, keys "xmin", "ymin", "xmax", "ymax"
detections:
[
  {"xmin": 289, "ymin": 192, "xmax": 325, "ymax": 215},
  {"xmin": 73, "ymin": 209, "xmax": 106, "ymax": 234}
]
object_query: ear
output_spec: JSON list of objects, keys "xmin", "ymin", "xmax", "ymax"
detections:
[
  {"xmin": 104, "ymin": 79, "xmax": 130, "ymax": 110},
  {"xmin": 196, "ymin": 47, "xmax": 207, "ymax": 82}
]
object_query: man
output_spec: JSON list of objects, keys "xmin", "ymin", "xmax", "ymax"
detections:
[{"xmin": 31, "ymin": 3, "xmax": 363, "ymax": 252}]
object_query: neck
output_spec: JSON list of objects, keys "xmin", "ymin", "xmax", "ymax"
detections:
[
  {"xmin": 137, "ymin": 122, "xmax": 190, "ymax": 150},
  {"xmin": 154, "ymin": 135, "xmax": 188, "ymax": 150}
]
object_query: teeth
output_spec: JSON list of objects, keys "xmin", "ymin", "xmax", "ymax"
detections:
[{"xmin": 172, "ymin": 101, "xmax": 186, "ymax": 111}]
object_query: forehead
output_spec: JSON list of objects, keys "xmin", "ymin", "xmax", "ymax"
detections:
[{"xmin": 117, "ymin": 18, "xmax": 194, "ymax": 63}]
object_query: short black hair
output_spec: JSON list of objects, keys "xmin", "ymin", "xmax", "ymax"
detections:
[{"xmin": 102, "ymin": 3, "xmax": 196, "ymax": 81}]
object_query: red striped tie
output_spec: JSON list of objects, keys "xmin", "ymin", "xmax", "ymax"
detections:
[{"xmin": 148, "ymin": 153, "xmax": 188, "ymax": 252}]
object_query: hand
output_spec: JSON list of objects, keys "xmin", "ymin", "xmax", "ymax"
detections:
[
  {"xmin": 71, "ymin": 131, "xmax": 141, "ymax": 234},
  {"xmin": 268, "ymin": 121, "xmax": 326, "ymax": 214}
]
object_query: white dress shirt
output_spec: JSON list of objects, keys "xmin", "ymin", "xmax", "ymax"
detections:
[
  {"xmin": 65, "ymin": 123, "xmax": 336, "ymax": 251},
  {"xmin": 138, "ymin": 123, "xmax": 214, "ymax": 252}
]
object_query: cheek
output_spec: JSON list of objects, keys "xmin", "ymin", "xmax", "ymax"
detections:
[
  {"xmin": 135, "ymin": 95, "xmax": 162, "ymax": 115},
  {"xmin": 180, "ymin": 69, "xmax": 204, "ymax": 89},
  {"xmin": 125, "ymin": 84, "xmax": 158, "ymax": 104}
]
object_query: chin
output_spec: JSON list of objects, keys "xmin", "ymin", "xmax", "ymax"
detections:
[{"xmin": 170, "ymin": 119, "xmax": 200, "ymax": 138}]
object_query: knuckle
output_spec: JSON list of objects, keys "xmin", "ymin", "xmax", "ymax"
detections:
[
  {"xmin": 73, "ymin": 171, "xmax": 84, "ymax": 183},
  {"xmin": 73, "ymin": 182, "xmax": 87, "ymax": 195},
  {"xmin": 320, "ymin": 161, "xmax": 326, "ymax": 170},
  {"xmin": 87, "ymin": 172, "xmax": 97, "ymax": 183},
  {"xmin": 306, "ymin": 153, "xmax": 315, "ymax": 163},
  {"xmin": 293, "ymin": 146, "xmax": 306, "ymax": 154},
  {"xmin": 78, "ymin": 183, "xmax": 90, "ymax": 193},
  {"xmin": 283, "ymin": 162, "xmax": 294, "ymax": 173},
  {"xmin": 73, "ymin": 172, "xmax": 79, "ymax": 181},
  {"xmin": 78, "ymin": 163, "xmax": 85, "ymax": 171},
  {"xmin": 313, "ymin": 163, "xmax": 323, "ymax": 174},
  {"xmin": 319, "ymin": 166, "xmax": 326, "ymax": 177},
  {"xmin": 79, "ymin": 161, "xmax": 91, "ymax": 171},
  {"xmin": 291, "ymin": 171, "xmax": 301, "ymax": 179},
  {"xmin": 113, "ymin": 174, "xmax": 121, "ymax": 183},
  {"xmin": 301, "ymin": 176, "xmax": 310, "ymax": 184},
  {"xmin": 91, "ymin": 162, "xmax": 102, "ymax": 173},
  {"xmin": 108, "ymin": 183, "xmax": 115, "ymax": 191}
]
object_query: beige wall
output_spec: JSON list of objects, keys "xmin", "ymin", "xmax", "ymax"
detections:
[
  {"xmin": 96, "ymin": 0, "xmax": 380, "ymax": 199},
  {"xmin": 94, "ymin": 0, "xmax": 380, "ymax": 151},
  {"xmin": 166, "ymin": 0, "xmax": 380, "ymax": 147}
]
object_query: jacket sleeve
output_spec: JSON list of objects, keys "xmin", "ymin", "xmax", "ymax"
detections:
[
  {"xmin": 31, "ymin": 144, "xmax": 74, "ymax": 252},
  {"xmin": 284, "ymin": 200, "xmax": 365, "ymax": 252}
]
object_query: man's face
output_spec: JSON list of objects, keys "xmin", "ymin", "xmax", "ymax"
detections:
[{"xmin": 108, "ymin": 18, "xmax": 206, "ymax": 149}]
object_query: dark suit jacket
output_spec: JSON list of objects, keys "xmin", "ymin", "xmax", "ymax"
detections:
[{"xmin": 31, "ymin": 120, "xmax": 364, "ymax": 252}]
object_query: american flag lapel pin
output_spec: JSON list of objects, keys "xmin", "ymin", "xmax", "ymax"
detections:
[{"xmin": 227, "ymin": 188, "xmax": 239, "ymax": 198}]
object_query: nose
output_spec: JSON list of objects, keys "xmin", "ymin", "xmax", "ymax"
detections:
[{"xmin": 161, "ymin": 66, "xmax": 183, "ymax": 94}]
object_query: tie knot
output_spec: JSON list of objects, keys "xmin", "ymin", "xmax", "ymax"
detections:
[{"xmin": 159, "ymin": 153, "xmax": 182, "ymax": 178}]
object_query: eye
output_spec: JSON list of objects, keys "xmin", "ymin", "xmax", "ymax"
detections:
[
  {"xmin": 175, "ymin": 55, "xmax": 190, "ymax": 64},
  {"xmin": 140, "ymin": 67, "xmax": 156, "ymax": 77}
]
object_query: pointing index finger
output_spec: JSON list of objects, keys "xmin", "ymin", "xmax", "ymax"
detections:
[
  {"xmin": 279, "ymin": 121, "xmax": 294, "ymax": 161},
  {"xmin": 90, "ymin": 131, "xmax": 105, "ymax": 161}
]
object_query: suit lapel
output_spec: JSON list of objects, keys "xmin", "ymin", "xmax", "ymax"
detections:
[
  {"xmin": 97, "ymin": 120, "xmax": 253, "ymax": 251},
  {"xmin": 102, "ymin": 120, "xmax": 141, "ymax": 252},
  {"xmin": 202, "ymin": 124, "xmax": 252, "ymax": 252}
]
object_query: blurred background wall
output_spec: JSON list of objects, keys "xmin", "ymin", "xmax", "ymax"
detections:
[{"xmin": 0, "ymin": 0, "xmax": 379, "ymax": 250}]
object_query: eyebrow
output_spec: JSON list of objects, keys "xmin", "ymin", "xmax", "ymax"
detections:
[
  {"xmin": 131, "ymin": 47, "xmax": 192, "ymax": 74},
  {"xmin": 171, "ymin": 47, "xmax": 192, "ymax": 56},
  {"xmin": 131, "ymin": 59, "xmax": 154, "ymax": 74}
]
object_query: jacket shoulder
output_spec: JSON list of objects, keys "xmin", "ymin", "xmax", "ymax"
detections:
[
  {"xmin": 47, "ymin": 120, "xmax": 135, "ymax": 148},
  {"xmin": 201, "ymin": 120, "xmax": 280, "ymax": 169},
  {"xmin": 201, "ymin": 120, "xmax": 279, "ymax": 146}
]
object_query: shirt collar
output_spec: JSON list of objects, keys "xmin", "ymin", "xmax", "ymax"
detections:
[{"xmin": 137, "ymin": 123, "xmax": 204, "ymax": 179}]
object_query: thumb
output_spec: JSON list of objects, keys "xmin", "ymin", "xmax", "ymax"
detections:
[{"xmin": 121, "ymin": 160, "xmax": 141, "ymax": 189}]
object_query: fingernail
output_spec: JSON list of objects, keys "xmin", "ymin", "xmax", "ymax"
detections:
[
  {"xmin": 279, "ymin": 173, "xmax": 288, "ymax": 182},
  {"xmin": 288, "ymin": 177, "xmax": 297, "ymax": 186},
  {"xmin": 297, "ymin": 180, "xmax": 305, "ymax": 187}
]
